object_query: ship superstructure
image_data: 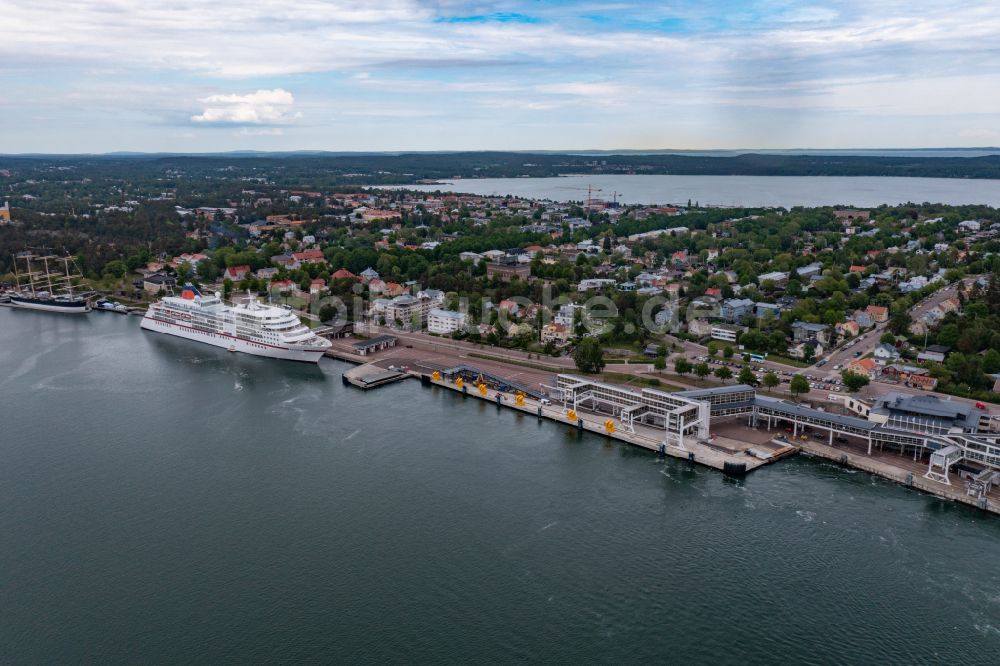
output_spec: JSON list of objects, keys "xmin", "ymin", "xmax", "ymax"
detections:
[{"xmin": 140, "ymin": 285, "xmax": 331, "ymax": 362}]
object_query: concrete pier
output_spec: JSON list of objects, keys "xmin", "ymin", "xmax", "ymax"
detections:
[
  {"xmin": 422, "ymin": 374, "xmax": 787, "ymax": 474},
  {"xmin": 794, "ymin": 437, "xmax": 1000, "ymax": 516}
]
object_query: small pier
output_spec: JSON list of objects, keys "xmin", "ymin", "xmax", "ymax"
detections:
[{"xmin": 343, "ymin": 363, "xmax": 410, "ymax": 390}]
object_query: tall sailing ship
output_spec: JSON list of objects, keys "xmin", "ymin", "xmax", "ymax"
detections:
[
  {"xmin": 10, "ymin": 252, "xmax": 91, "ymax": 313},
  {"xmin": 141, "ymin": 285, "xmax": 332, "ymax": 362}
]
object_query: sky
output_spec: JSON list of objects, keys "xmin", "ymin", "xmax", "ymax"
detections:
[{"xmin": 2, "ymin": 0, "xmax": 1000, "ymax": 153}]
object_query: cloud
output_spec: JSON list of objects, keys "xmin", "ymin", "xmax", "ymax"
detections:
[
  {"xmin": 238, "ymin": 127, "xmax": 285, "ymax": 136},
  {"xmin": 958, "ymin": 128, "xmax": 1000, "ymax": 141},
  {"xmin": 191, "ymin": 89, "xmax": 301, "ymax": 125},
  {"xmin": 4, "ymin": 1, "xmax": 1000, "ymax": 150}
]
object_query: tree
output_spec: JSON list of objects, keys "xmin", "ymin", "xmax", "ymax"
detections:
[
  {"xmin": 197, "ymin": 259, "xmax": 220, "ymax": 282},
  {"xmin": 573, "ymin": 337, "xmax": 605, "ymax": 374},
  {"xmin": 763, "ymin": 371, "xmax": 780, "ymax": 391},
  {"xmin": 889, "ymin": 308, "xmax": 912, "ymax": 335},
  {"xmin": 694, "ymin": 362, "xmax": 711, "ymax": 381},
  {"xmin": 789, "ymin": 374, "xmax": 810, "ymax": 400},
  {"xmin": 707, "ymin": 341, "xmax": 719, "ymax": 357},
  {"xmin": 841, "ymin": 370, "xmax": 870, "ymax": 393},
  {"xmin": 715, "ymin": 367, "xmax": 733, "ymax": 382},
  {"xmin": 739, "ymin": 366, "xmax": 757, "ymax": 386},
  {"xmin": 572, "ymin": 307, "xmax": 586, "ymax": 338},
  {"xmin": 879, "ymin": 332, "xmax": 896, "ymax": 345},
  {"xmin": 653, "ymin": 356, "xmax": 666, "ymax": 370},
  {"xmin": 674, "ymin": 357, "xmax": 692, "ymax": 376},
  {"xmin": 102, "ymin": 259, "xmax": 127, "ymax": 279},
  {"xmin": 318, "ymin": 303, "xmax": 339, "ymax": 323},
  {"xmin": 722, "ymin": 345, "xmax": 734, "ymax": 359}
]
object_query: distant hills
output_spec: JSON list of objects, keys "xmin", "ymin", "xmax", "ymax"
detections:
[{"xmin": 3, "ymin": 150, "xmax": 1000, "ymax": 180}]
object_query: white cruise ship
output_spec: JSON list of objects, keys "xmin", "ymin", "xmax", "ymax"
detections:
[{"xmin": 141, "ymin": 285, "xmax": 331, "ymax": 362}]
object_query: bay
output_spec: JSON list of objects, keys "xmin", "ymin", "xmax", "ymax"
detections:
[
  {"xmin": 400, "ymin": 174, "xmax": 1000, "ymax": 208},
  {"xmin": 2, "ymin": 307, "xmax": 1000, "ymax": 663}
]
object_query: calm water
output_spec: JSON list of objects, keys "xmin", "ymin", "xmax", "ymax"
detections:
[
  {"xmin": 401, "ymin": 174, "xmax": 1000, "ymax": 208},
  {"xmin": 3, "ymin": 308, "xmax": 1000, "ymax": 664}
]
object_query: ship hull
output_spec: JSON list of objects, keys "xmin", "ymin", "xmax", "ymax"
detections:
[
  {"xmin": 140, "ymin": 315, "xmax": 328, "ymax": 363},
  {"xmin": 9, "ymin": 295, "xmax": 90, "ymax": 313}
]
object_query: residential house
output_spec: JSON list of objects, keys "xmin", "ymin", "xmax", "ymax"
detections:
[
  {"xmin": 866, "ymin": 305, "xmax": 889, "ymax": 324},
  {"xmin": 881, "ymin": 364, "xmax": 937, "ymax": 391},
  {"xmin": 755, "ymin": 302, "xmax": 783, "ymax": 320},
  {"xmin": 791, "ymin": 320, "xmax": 831, "ymax": 346},
  {"xmin": 271, "ymin": 253, "xmax": 300, "ymax": 270},
  {"xmin": 873, "ymin": 343, "xmax": 901, "ymax": 363},
  {"xmin": 851, "ymin": 310, "xmax": 874, "ymax": 329},
  {"xmin": 796, "ymin": 263, "xmax": 823, "ymax": 279},
  {"xmin": 372, "ymin": 294, "xmax": 437, "ymax": 328},
  {"xmin": 789, "ymin": 341, "xmax": 824, "ymax": 360},
  {"xmin": 293, "ymin": 249, "xmax": 326, "ymax": 265},
  {"xmin": 427, "ymin": 308, "xmax": 468, "ymax": 335},
  {"xmin": 270, "ymin": 279, "xmax": 294, "ymax": 293},
  {"xmin": 577, "ymin": 278, "xmax": 616, "ymax": 291},
  {"xmin": 497, "ymin": 299, "xmax": 521, "ymax": 317},
  {"xmin": 142, "ymin": 273, "xmax": 176, "ymax": 295},
  {"xmin": 548, "ymin": 304, "xmax": 578, "ymax": 328},
  {"xmin": 836, "ymin": 320, "xmax": 860, "ymax": 338},
  {"xmin": 225, "ymin": 265, "xmax": 251, "ymax": 281},
  {"xmin": 845, "ymin": 357, "xmax": 878, "ymax": 379},
  {"xmin": 331, "ymin": 268, "xmax": 358, "ymax": 281},
  {"xmin": 688, "ymin": 318, "xmax": 713, "ymax": 337},
  {"xmin": 721, "ymin": 298, "xmax": 754, "ymax": 323},
  {"xmin": 757, "ymin": 271, "xmax": 789, "ymax": 286},
  {"xmin": 917, "ymin": 344, "xmax": 950, "ymax": 363},
  {"xmin": 486, "ymin": 260, "xmax": 532, "ymax": 282},
  {"xmin": 540, "ymin": 323, "xmax": 571, "ymax": 345}
]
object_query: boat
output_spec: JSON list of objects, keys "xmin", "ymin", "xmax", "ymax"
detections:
[
  {"xmin": 95, "ymin": 299, "xmax": 130, "ymax": 314},
  {"xmin": 10, "ymin": 252, "xmax": 91, "ymax": 313},
  {"xmin": 140, "ymin": 284, "xmax": 332, "ymax": 363}
]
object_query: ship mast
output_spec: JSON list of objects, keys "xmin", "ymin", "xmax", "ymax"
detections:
[
  {"xmin": 63, "ymin": 257, "xmax": 74, "ymax": 297},
  {"xmin": 42, "ymin": 255, "xmax": 55, "ymax": 294}
]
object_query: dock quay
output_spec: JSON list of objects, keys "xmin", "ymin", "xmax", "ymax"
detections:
[
  {"xmin": 792, "ymin": 437, "xmax": 1000, "ymax": 515},
  {"xmin": 420, "ymin": 371, "xmax": 788, "ymax": 475},
  {"xmin": 319, "ymin": 334, "xmax": 1000, "ymax": 513}
]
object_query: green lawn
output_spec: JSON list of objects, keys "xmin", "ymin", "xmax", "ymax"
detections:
[{"xmin": 763, "ymin": 354, "xmax": 810, "ymax": 368}]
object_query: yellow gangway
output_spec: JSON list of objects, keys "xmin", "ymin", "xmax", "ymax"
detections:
[
  {"xmin": 432, "ymin": 371, "xmax": 441, "ymax": 381},
  {"xmin": 514, "ymin": 393, "xmax": 525, "ymax": 407},
  {"xmin": 604, "ymin": 419, "xmax": 615, "ymax": 434},
  {"xmin": 455, "ymin": 377, "xmax": 464, "ymax": 389},
  {"xmin": 566, "ymin": 409, "xmax": 578, "ymax": 422},
  {"xmin": 478, "ymin": 383, "xmax": 488, "ymax": 396}
]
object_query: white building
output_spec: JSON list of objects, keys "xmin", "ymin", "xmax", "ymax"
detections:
[
  {"xmin": 427, "ymin": 308, "xmax": 468, "ymax": 335},
  {"xmin": 710, "ymin": 324, "xmax": 740, "ymax": 343},
  {"xmin": 555, "ymin": 303, "xmax": 585, "ymax": 326}
]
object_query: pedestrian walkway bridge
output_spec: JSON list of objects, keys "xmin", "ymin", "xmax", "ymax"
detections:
[
  {"xmin": 688, "ymin": 385, "xmax": 1000, "ymax": 485},
  {"xmin": 439, "ymin": 365, "xmax": 546, "ymax": 401}
]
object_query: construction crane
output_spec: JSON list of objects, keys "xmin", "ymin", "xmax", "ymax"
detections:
[{"xmin": 557, "ymin": 184, "xmax": 603, "ymax": 212}]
